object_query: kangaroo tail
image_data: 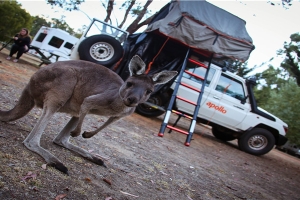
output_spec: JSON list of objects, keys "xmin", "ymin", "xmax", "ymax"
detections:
[{"xmin": 0, "ymin": 86, "xmax": 35, "ymax": 122}]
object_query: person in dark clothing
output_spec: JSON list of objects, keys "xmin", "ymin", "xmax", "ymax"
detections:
[{"xmin": 6, "ymin": 28, "xmax": 31, "ymax": 63}]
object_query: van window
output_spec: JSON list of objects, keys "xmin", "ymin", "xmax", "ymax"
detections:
[
  {"xmin": 183, "ymin": 63, "xmax": 215, "ymax": 86},
  {"xmin": 215, "ymin": 74, "xmax": 245, "ymax": 100},
  {"xmin": 64, "ymin": 42, "xmax": 74, "ymax": 50},
  {"xmin": 36, "ymin": 33, "xmax": 47, "ymax": 42},
  {"xmin": 48, "ymin": 36, "xmax": 64, "ymax": 48}
]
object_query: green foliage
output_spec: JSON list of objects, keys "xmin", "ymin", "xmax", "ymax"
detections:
[
  {"xmin": 212, "ymin": 58, "xmax": 256, "ymax": 78},
  {"xmin": 254, "ymin": 66, "xmax": 288, "ymax": 106},
  {"xmin": 31, "ymin": 16, "xmax": 51, "ymax": 37},
  {"xmin": 46, "ymin": 0, "xmax": 84, "ymax": 11},
  {"xmin": 0, "ymin": 1, "xmax": 32, "ymax": 41},
  {"xmin": 277, "ymin": 32, "xmax": 300, "ymax": 86},
  {"xmin": 50, "ymin": 17, "xmax": 75, "ymax": 35},
  {"xmin": 260, "ymin": 79, "xmax": 300, "ymax": 145}
]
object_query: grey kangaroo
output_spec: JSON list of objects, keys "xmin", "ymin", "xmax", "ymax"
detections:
[{"xmin": 0, "ymin": 55, "xmax": 177, "ymax": 174}]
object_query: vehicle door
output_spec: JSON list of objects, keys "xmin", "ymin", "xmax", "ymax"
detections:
[
  {"xmin": 204, "ymin": 72, "xmax": 251, "ymax": 128},
  {"xmin": 176, "ymin": 61, "xmax": 217, "ymax": 116}
]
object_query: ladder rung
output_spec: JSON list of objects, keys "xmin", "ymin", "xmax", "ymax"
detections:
[
  {"xmin": 171, "ymin": 110, "xmax": 193, "ymax": 119},
  {"xmin": 180, "ymin": 82, "xmax": 201, "ymax": 93},
  {"xmin": 184, "ymin": 70, "xmax": 204, "ymax": 81},
  {"xmin": 188, "ymin": 58, "xmax": 208, "ymax": 68},
  {"xmin": 176, "ymin": 96, "xmax": 197, "ymax": 106},
  {"xmin": 167, "ymin": 125, "xmax": 189, "ymax": 135}
]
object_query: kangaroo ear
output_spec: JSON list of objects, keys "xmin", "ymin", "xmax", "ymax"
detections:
[
  {"xmin": 129, "ymin": 55, "xmax": 146, "ymax": 76},
  {"xmin": 152, "ymin": 71, "xmax": 178, "ymax": 85}
]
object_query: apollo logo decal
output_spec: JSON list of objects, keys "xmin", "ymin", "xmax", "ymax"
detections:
[{"xmin": 206, "ymin": 102, "xmax": 227, "ymax": 113}]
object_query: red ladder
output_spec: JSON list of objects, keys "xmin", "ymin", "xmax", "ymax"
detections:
[{"xmin": 158, "ymin": 49, "xmax": 212, "ymax": 146}]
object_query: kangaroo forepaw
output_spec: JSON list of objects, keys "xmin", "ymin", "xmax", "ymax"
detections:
[
  {"xmin": 70, "ymin": 130, "xmax": 80, "ymax": 137},
  {"xmin": 48, "ymin": 162, "xmax": 69, "ymax": 175},
  {"xmin": 82, "ymin": 131, "xmax": 94, "ymax": 138}
]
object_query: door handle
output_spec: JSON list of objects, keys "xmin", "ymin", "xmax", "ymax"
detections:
[
  {"xmin": 234, "ymin": 105, "xmax": 244, "ymax": 110},
  {"xmin": 213, "ymin": 96, "xmax": 220, "ymax": 100}
]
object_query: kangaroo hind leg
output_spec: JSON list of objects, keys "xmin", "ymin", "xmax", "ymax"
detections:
[{"xmin": 23, "ymin": 99, "xmax": 69, "ymax": 174}]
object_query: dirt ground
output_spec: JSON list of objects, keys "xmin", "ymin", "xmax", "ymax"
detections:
[{"xmin": 0, "ymin": 49, "xmax": 299, "ymax": 200}]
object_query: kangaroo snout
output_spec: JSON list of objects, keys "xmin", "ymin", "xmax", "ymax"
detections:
[{"xmin": 123, "ymin": 96, "xmax": 139, "ymax": 107}]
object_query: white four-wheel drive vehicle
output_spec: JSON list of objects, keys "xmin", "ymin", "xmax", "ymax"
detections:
[
  {"xmin": 67, "ymin": 0, "xmax": 288, "ymax": 155},
  {"xmin": 170, "ymin": 55, "xmax": 288, "ymax": 155}
]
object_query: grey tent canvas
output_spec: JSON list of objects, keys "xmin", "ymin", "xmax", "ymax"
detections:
[{"xmin": 145, "ymin": 0, "xmax": 255, "ymax": 61}]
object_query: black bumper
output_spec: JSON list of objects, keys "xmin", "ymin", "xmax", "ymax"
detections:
[{"xmin": 276, "ymin": 134, "xmax": 288, "ymax": 146}]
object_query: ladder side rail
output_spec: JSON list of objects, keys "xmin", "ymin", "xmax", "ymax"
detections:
[
  {"xmin": 185, "ymin": 54, "xmax": 214, "ymax": 145},
  {"xmin": 158, "ymin": 48, "xmax": 190, "ymax": 137}
]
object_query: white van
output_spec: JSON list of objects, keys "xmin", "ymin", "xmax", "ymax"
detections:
[{"xmin": 29, "ymin": 26, "xmax": 79, "ymax": 62}]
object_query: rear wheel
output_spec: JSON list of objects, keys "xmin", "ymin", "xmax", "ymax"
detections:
[
  {"xmin": 238, "ymin": 128, "xmax": 275, "ymax": 155},
  {"xmin": 211, "ymin": 126, "xmax": 236, "ymax": 141},
  {"xmin": 78, "ymin": 35, "xmax": 123, "ymax": 66},
  {"xmin": 135, "ymin": 94, "xmax": 168, "ymax": 117}
]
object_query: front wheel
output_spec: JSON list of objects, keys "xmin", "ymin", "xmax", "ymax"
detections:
[{"xmin": 238, "ymin": 128, "xmax": 275, "ymax": 156}]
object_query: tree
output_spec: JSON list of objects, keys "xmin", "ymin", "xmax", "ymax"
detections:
[
  {"xmin": 31, "ymin": 15, "xmax": 51, "ymax": 37},
  {"xmin": 277, "ymin": 33, "xmax": 300, "ymax": 86},
  {"xmin": 0, "ymin": 1, "xmax": 32, "ymax": 41},
  {"xmin": 50, "ymin": 16, "xmax": 75, "ymax": 35},
  {"xmin": 262, "ymin": 79, "xmax": 300, "ymax": 145},
  {"xmin": 253, "ymin": 66, "xmax": 287, "ymax": 106},
  {"xmin": 46, "ymin": 0, "xmax": 155, "ymax": 34}
]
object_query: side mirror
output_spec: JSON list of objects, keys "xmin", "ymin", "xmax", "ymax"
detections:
[
  {"xmin": 240, "ymin": 95, "xmax": 248, "ymax": 104},
  {"xmin": 246, "ymin": 76, "xmax": 257, "ymax": 86}
]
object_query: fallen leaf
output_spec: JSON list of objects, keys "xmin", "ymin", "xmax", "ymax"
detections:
[
  {"xmin": 41, "ymin": 164, "xmax": 47, "ymax": 169},
  {"xmin": 159, "ymin": 171, "xmax": 168, "ymax": 175},
  {"xmin": 21, "ymin": 172, "xmax": 37, "ymax": 181},
  {"xmin": 120, "ymin": 191, "xmax": 139, "ymax": 198},
  {"xmin": 187, "ymin": 195, "xmax": 193, "ymax": 200},
  {"xmin": 55, "ymin": 194, "xmax": 67, "ymax": 200},
  {"xmin": 85, "ymin": 178, "xmax": 92, "ymax": 182},
  {"xmin": 103, "ymin": 178, "xmax": 112, "ymax": 185}
]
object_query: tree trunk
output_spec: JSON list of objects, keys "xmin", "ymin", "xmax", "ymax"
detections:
[
  {"xmin": 133, "ymin": 14, "xmax": 155, "ymax": 33},
  {"xmin": 118, "ymin": 0, "xmax": 136, "ymax": 29},
  {"xmin": 125, "ymin": 0, "xmax": 153, "ymax": 34},
  {"xmin": 104, "ymin": 0, "xmax": 114, "ymax": 23}
]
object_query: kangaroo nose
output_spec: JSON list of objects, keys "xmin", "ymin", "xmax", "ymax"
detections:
[{"xmin": 127, "ymin": 97, "xmax": 138, "ymax": 105}]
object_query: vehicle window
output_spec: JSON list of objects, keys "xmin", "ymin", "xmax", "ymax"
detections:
[
  {"xmin": 36, "ymin": 33, "xmax": 47, "ymax": 42},
  {"xmin": 215, "ymin": 74, "xmax": 245, "ymax": 101},
  {"xmin": 183, "ymin": 62, "xmax": 215, "ymax": 86},
  {"xmin": 64, "ymin": 42, "xmax": 74, "ymax": 49},
  {"xmin": 48, "ymin": 36, "xmax": 64, "ymax": 48}
]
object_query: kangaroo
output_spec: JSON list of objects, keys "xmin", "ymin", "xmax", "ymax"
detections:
[{"xmin": 0, "ymin": 55, "xmax": 177, "ymax": 174}]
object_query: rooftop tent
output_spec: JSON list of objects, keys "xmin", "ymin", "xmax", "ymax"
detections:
[{"xmin": 145, "ymin": 0, "xmax": 255, "ymax": 62}]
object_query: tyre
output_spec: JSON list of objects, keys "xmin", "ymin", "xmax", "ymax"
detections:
[
  {"xmin": 135, "ymin": 94, "xmax": 167, "ymax": 117},
  {"xmin": 238, "ymin": 128, "xmax": 275, "ymax": 156},
  {"xmin": 212, "ymin": 127, "xmax": 236, "ymax": 141},
  {"xmin": 78, "ymin": 35, "xmax": 123, "ymax": 66}
]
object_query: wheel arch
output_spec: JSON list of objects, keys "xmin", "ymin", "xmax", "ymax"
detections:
[{"xmin": 252, "ymin": 124, "xmax": 281, "ymax": 145}]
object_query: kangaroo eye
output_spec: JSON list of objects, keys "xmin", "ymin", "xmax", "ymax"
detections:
[
  {"xmin": 146, "ymin": 89, "xmax": 152, "ymax": 95},
  {"xmin": 126, "ymin": 82, "xmax": 133, "ymax": 87}
]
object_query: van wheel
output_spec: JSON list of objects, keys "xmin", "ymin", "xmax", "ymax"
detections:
[
  {"xmin": 238, "ymin": 128, "xmax": 275, "ymax": 155},
  {"xmin": 212, "ymin": 127, "xmax": 236, "ymax": 141},
  {"xmin": 78, "ymin": 35, "xmax": 123, "ymax": 66}
]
